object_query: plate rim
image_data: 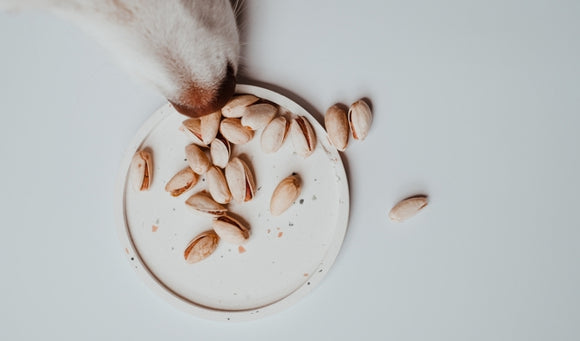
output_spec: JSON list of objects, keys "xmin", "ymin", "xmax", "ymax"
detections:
[{"xmin": 115, "ymin": 84, "xmax": 350, "ymax": 321}]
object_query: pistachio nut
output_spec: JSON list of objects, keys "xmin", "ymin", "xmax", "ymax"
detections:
[
  {"xmin": 185, "ymin": 144, "xmax": 211, "ymax": 175},
  {"xmin": 129, "ymin": 150, "xmax": 152, "ymax": 191},
  {"xmin": 206, "ymin": 166, "xmax": 232, "ymax": 204},
  {"xmin": 220, "ymin": 118, "xmax": 254, "ymax": 144},
  {"xmin": 212, "ymin": 215, "xmax": 250, "ymax": 245},
  {"xmin": 348, "ymin": 99, "xmax": 372, "ymax": 141},
  {"xmin": 180, "ymin": 118, "xmax": 204, "ymax": 145},
  {"xmin": 240, "ymin": 103, "xmax": 277, "ymax": 130},
  {"xmin": 388, "ymin": 195, "xmax": 428, "ymax": 222},
  {"xmin": 221, "ymin": 94, "xmax": 260, "ymax": 118},
  {"xmin": 225, "ymin": 157, "xmax": 255, "ymax": 203},
  {"xmin": 210, "ymin": 135, "xmax": 231, "ymax": 168},
  {"xmin": 270, "ymin": 174, "xmax": 301, "ymax": 216},
  {"xmin": 185, "ymin": 191, "xmax": 227, "ymax": 217},
  {"xmin": 165, "ymin": 167, "xmax": 198, "ymax": 197},
  {"xmin": 290, "ymin": 116, "xmax": 317, "ymax": 157},
  {"xmin": 260, "ymin": 116, "xmax": 289, "ymax": 153},
  {"xmin": 181, "ymin": 110, "xmax": 221, "ymax": 146},
  {"xmin": 184, "ymin": 230, "xmax": 220, "ymax": 264},
  {"xmin": 324, "ymin": 104, "xmax": 349, "ymax": 151}
]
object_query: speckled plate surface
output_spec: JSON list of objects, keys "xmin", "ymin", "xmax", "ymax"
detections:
[{"xmin": 115, "ymin": 84, "xmax": 349, "ymax": 321}]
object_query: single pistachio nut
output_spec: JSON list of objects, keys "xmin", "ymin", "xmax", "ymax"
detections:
[
  {"xmin": 180, "ymin": 118, "xmax": 204, "ymax": 145},
  {"xmin": 325, "ymin": 104, "xmax": 349, "ymax": 151},
  {"xmin": 348, "ymin": 99, "xmax": 372, "ymax": 141},
  {"xmin": 210, "ymin": 135, "xmax": 231, "ymax": 168},
  {"xmin": 185, "ymin": 191, "xmax": 227, "ymax": 217},
  {"xmin": 241, "ymin": 103, "xmax": 277, "ymax": 130},
  {"xmin": 165, "ymin": 167, "xmax": 198, "ymax": 197},
  {"xmin": 184, "ymin": 230, "xmax": 220, "ymax": 264},
  {"xmin": 270, "ymin": 174, "xmax": 301, "ymax": 216},
  {"xmin": 225, "ymin": 157, "xmax": 255, "ymax": 203},
  {"xmin": 185, "ymin": 144, "xmax": 211, "ymax": 175},
  {"xmin": 199, "ymin": 111, "xmax": 221, "ymax": 145},
  {"xmin": 206, "ymin": 166, "xmax": 232, "ymax": 204},
  {"xmin": 388, "ymin": 195, "xmax": 428, "ymax": 222},
  {"xmin": 129, "ymin": 150, "xmax": 153, "ymax": 191},
  {"xmin": 290, "ymin": 116, "xmax": 317, "ymax": 157},
  {"xmin": 212, "ymin": 215, "xmax": 250, "ymax": 245},
  {"xmin": 220, "ymin": 118, "xmax": 254, "ymax": 144},
  {"xmin": 261, "ymin": 116, "xmax": 289, "ymax": 153},
  {"xmin": 221, "ymin": 94, "xmax": 260, "ymax": 118}
]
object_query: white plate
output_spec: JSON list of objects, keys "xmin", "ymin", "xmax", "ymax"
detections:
[{"xmin": 115, "ymin": 84, "xmax": 349, "ymax": 321}]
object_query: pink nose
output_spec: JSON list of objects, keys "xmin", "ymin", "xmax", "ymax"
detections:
[{"xmin": 170, "ymin": 64, "xmax": 236, "ymax": 118}]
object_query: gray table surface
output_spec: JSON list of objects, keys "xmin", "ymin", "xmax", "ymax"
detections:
[{"xmin": 1, "ymin": 1, "xmax": 579, "ymax": 340}]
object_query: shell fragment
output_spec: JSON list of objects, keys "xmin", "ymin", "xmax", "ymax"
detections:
[{"xmin": 388, "ymin": 195, "xmax": 428, "ymax": 222}]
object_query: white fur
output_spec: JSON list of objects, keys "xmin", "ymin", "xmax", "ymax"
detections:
[{"xmin": 1, "ymin": 0, "xmax": 240, "ymax": 110}]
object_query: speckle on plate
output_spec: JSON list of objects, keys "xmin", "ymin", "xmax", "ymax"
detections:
[
  {"xmin": 238, "ymin": 246, "xmax": 246, "ymax": 254},
  {"xmin": 152, "ymin": 225, "xmax": 159, "ymax": 232},
  {"xmin": 277, "ymin": 232, "xmax": 283, "ymax": 238}
]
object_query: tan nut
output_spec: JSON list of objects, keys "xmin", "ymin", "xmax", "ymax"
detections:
[
  {"xmin": 184, "ymin": 230, "xmax": 220, "ymax": 264},
  {"xmin": 220, "ymin": 118, "xmax": 254, "ymax": 145},
  {"xmin": 388, "ymin": 195, "xmax": 428, "ymax": 222},
  {"xmin": 206, "ymin": 166, "xmax": 232, "ymax": 204},
  {"xmin": 185, "ymin": 191, "xmax": 227, "ymax": 217},
  {"xmin": 181, "ymin": 110, "xmax": 221, "ymax": 146},
  {"xmin": 225, "ymin": 157, "xmax": 255, "ymax": 203},
  {"xmin": 129, "ymin": 150, "xmax": 152, "ymax": 191},
  {"xmin": 261, "ymin": 116, "xmax": 289, "ymax": 153},
  {"xmin": 221, "ymin": 94, "xmax": 260, "ymax": 118},
  {"xmin": 270, "ymin": 174, "xmax": 301, "ymax": 216},
  {"xmin": 185, "ymin": 144, "xmax": 211, "ymax": 175},
  {"xmin": 210, "ymin": 135, "xmax": 231, "ymax": 168},
  {"xmin": 241, "ymin": 103, "xmax": 277, "ymax": 130},
  {"xmin": 290, "ymin": 116, "xmax": 317, "ymax": 157},
  {"xmin": 212, "ymin": 215, "xmax": 250, "ymax": 245},
  {"xmin": 325, "ymin": 104, "xmax": 349, "ymax": 151},
  {"xmin": 165, "ymin": 167, "xmax": 198, "ymax": 197},
  {"xmin": 348, "ymin": 99, "xmax": 372, "ymax": 141}
]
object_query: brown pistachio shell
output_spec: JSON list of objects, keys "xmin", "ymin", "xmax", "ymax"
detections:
[
  {"xmin": 180, "ymin": 118, "xmax": 204, "ymax": 145},
  {"xmin": 210, "ymin": 135, "xmax": 231, "ymax": 168},
  {"xmin": 324, "ymin": 104, "xmax": 349, "ymax": 151},
  {"xmin": 129, "ymin": 150, "xmax": 152, "ymax": 191},
  {"xmin": 388, "ymin": 195, "xmax": 428, "ymax": 222},
  {"xmin": 199, "ymin": 111, "xmax": 221, "ymax": 144},
  {"xmin": 290, "ymin": 116, "xmax": 317, "ymax": 157},
  {"xmin": 219, "ymin": 118, "xmax": 254, "ymax": 145},
  {"xmin": 348, "ymin": 99, "xmax": 372, "ymax": 141},
  {"xmin": 185, "ymin": 191, "xmax": 227, "ymax": 217},
  {"xmin": 261, "ymin": 116, "xmax": 289, "ymax": 153},
  {"xmin": 240, "ymin": 103, "xmax": 277, "ymax": 130},
  {"xmin": 185, "ymin": 144, "xmax": 211, "ymax": 175},
  {"xmin": 225, "ymin": 157, "xmax": 255, "ymax": 203},
  {"xmin": 184, "ymin": 230, "xmax": 220, "ymax": 264},
  {"xmin": 212, "ymin": 215, "xmax": 250, "ymax": 245},
  {"xmin": 221, "ymin": 94, "xmax": 260, "ymax": 118},
  {"xmin": 165, "ymin": 167, "xmax": 198, "ymax": 196},
  {"xmin": 270, "ymin": 175, "xmax": 301, "ymax": 216},
  {"xmin": 206, "ymin": 166, "xmax": 232, "ymax": 204}
]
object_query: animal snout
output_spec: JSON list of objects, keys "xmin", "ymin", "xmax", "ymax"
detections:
[{"xmin": 170, "ymin": 63, "xmax": 236, "ymax": 118}]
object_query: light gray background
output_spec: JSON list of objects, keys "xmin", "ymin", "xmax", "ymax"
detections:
[{"xmin": 1, "ymin": 1, "xmax": 579, "ymax": 340}]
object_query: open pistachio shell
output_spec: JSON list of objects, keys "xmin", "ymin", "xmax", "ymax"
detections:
[
  {"xmin": 225, "ymin": 157, "xmax": 255, "ymax": 203},
  {"xmin": 210, "ymin": 135, "xmax": 231, "ymax": 168},
  {"xmin": 221, "ymin": 94, "xmax": 260, "ymax": 118},
  {"xmin": 185, "ymin": 144, "xmax": 211, "ymax": 175},
  {"xmin": 241, "ymin": 103, "xmax": 277, "ymax": 130},
  {"xmin": 184, "ymin": 230, "xmax": 220, "ymax": 264},
  {"xmin": 324, "ymin": 104, "xmax": 349, "ymax": 151},
  {"xmin": 206, "ymin": 166, "xmax": 232, "ymax": 204},
  {"xmin": 220, "ymin": 118, "xmax": 254, "ymax": 144},
  {"xmin": 165, "ymin": 167, "xmax": 198, "ymax": 196},
  {"xmin": 290, "ymin": 116, "xmax": 317, "ymax": 157},
  {"xmin": 212, "ymin": 215, "xmax": 250, "ymax": 245},
  {"xmin": 348, "ymin": 99, "xmax": 372, "ymax": 141},
  {"xmin": 129, "ymin": 150, "xmax": 152, "ymax": 191},
  {"xmin": 261, "ymin": 116, "xmax": 289, "ymax": 153},
  {"xmin": 185, "ymin": 191, "xmax": 227, "ymax": 217},
  {"xmin": 270, "ymin": 174, "xmax": 301, "ymax": 216}
]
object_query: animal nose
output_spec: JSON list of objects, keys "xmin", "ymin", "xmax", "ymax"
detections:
[{"xmin": 169, "ymin": 64, "xmax": 236, "ymax": 118}]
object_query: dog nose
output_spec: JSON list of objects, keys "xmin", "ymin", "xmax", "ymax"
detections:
[{"xmin": 170, "ymin": 63, "xmax": 236, "ymax": 118}]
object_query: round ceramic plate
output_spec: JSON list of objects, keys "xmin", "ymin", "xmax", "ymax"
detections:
[{"xmin": 116, "ymin": 84, "xmax": 349, "ymax": 321}]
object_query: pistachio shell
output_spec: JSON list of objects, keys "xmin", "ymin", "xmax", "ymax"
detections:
[
  {"xmin": 324, "ymin": 104, "xmax": 349, "ymax": 151},
  {"xmin": 200, "ymin": 111, "xmax": 221, "ymax": 144},
  {"xmin": 184, "ymin": 230, "xmax": 219, "ymax": 264},
  {"xmin": 225, "ymin": 157, "xmax": 255, "ymax": 203},
  {"xmin": 212, "ymin": 215, "xmax": 250, "ymax": 245},
  {"xmin": 210, "ymin": 135, "xmax": 231, "ymax": 168},
  {"xmin": 270, "ymin": 175, "xmax": 301, "ymax": 216},
  {"xmin": 388, "ymin": 195, "xmax": 428, "ymax": 222},
  {"xmin": 220, "ymin": 118, "xmax": 254, "ymax": 144},
  {"xmin": 185, "ymin": 144, "xmax": 211, "ymax": 175},
  {"xmin": 260, "ymin": 116, "xmax": 289, "ymax": 153},
  {"xmin": 240, "ymin": 103, "xmax": 277, "ymax": 130},
  {"xmin": 290, "ymin": 116, "xmax": 317, "ymax": 157},
  {"xmin": 348, "ymin": 99, "xmax": 372, "ymax": 141},
  {"xmin": 221, "ymin": 94, "xmax": 260, "ymax": 118},
  {"xmin": 206, "ymin": 166, "xmax": 232, "ymax": 204},
  {"xmin": 185, "ymin": 191, "xmax": 227, "ymax": 216},
  {"xmin": 165, "ymin": 167, "xmax": 198, "ymax": 196},
  {"xmin": 129, "ymin": 150, "xmax": 152, "ymax": 191},
  {"xmin": 180, "ymin": 118, "xmax": 204, "ymax": 145}
]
